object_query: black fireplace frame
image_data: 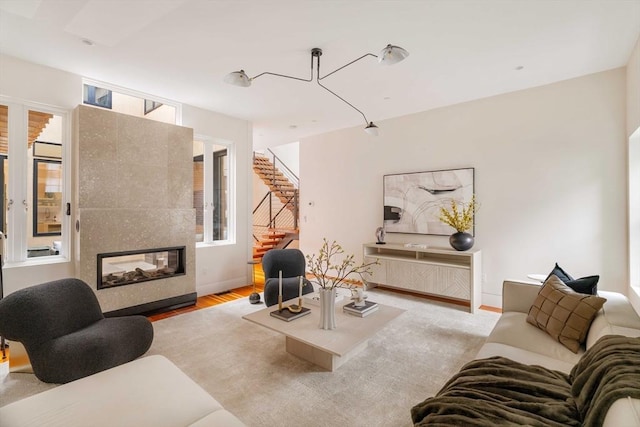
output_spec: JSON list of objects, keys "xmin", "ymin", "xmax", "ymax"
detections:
[{"xmin": 97, "ymin": 246, "xmax": 186, "ymax": 290}]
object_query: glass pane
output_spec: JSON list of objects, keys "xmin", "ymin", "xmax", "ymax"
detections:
[
  {"xmin": 33, "ymin": 159, "xmax": 62, "ymax": 237},
  {"xmin": 28, "ymin": 110, "xmax": 62, "ymax": 258},
  {"xmin": 212, "ymin": 145, "xmax": 228, "ymax": 241},
  {"xmin": 0, "ymin": 104, "xmax": 7, "ymax": 235},
  {"xmin": 83, "ymin": 83, "xmax": 176, "ymax": 124},
  {"xmin": 83, "ymin": 84, "xmax": 112, "ymax": 109},
  {"xmin": 193, "ymin": 140, "xmax": 204, "ymax": 242}
]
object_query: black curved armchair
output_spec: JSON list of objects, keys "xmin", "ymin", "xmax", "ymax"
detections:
[
  {"xmin": 0, "ymin": 278, "xmax": 153, "ymax": 383},
  {"xmin": 262, "ymin": 249, "xmax": 314, "ymax": 307}
]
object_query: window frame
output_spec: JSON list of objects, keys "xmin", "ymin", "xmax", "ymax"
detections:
[
  {"xmin": 0, "ymin": 96, "xmax": 71, "ymax": 265},
  {"xmin": 194, "ymin": 135, "xmax": 236, "ymax": 246},
  {"xmin": 82, "ymin": 78, "xmax": 182, "ymax": 125},
  {"xmin": 32, "ymin": 157, "xmax": 63, "ymax": 238}
]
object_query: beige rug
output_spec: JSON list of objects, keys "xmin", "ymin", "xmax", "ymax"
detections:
[{"xmin": 0, "ymin": 288, "xmax": 499, "ymax": 426}]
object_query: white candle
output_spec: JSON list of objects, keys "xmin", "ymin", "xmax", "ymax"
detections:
[
  {"xmin": 298, "ymin": 276, "xmax": 303, "ymax": 299},
  {"xmin": 278, "ymin": 270, "xmax": 282, "ymax": 296}
]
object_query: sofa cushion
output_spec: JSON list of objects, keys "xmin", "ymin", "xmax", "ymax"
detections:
[
  {"xmin": 0, "ymin": 355, "xmax": 245, "ymax": 427},
  {"xmin": 475, "ymin": 342, "xmax": 577, "ymax": 373},
  {"xmin": 545, "ymin": 263, "xmax": 599, "ymax": 294},
  {"xmin": 545, "ymin": 263, "xmax": 574, "ymax": 283},
  {"xmin": 564, "ymin": 275, "xmax": 599, "ymax": 295},
  {"xmin": 527, "ymin": 276, "xmax": 606, "ymax": 353},
  {"xmin": 484, "ymin": 312, "xmax": 583, "ymax": 367}
]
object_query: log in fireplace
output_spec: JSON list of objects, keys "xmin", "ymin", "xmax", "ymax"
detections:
[{"xmin": 97, "ymin": 246, "xmax": 186, "ymax": 290}]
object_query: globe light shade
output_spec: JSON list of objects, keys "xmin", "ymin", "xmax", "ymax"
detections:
[
  {"xmin": 364, "ymin": 122, "xmax": 379, "ymax": 136},
  {"xmin": 224, "ymin": 70, "xmax": 251, "ymax": 87},
  {"xmin": 378, "ymin": 44, "xmax": 409, "ymax": 66}
]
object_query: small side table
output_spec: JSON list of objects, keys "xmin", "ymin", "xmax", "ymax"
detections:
[
  {"xmin": 527, "ymin": 274, "xmax": 547, "ymax": 283},
  {"xmin": 248, "ymin": 260, "xmax": 262, "ymax": 304}
]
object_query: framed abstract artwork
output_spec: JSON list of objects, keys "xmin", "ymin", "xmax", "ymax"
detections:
[{"xmin": 383, "ymin": 167, "xmax": 475, "ymax": 236}]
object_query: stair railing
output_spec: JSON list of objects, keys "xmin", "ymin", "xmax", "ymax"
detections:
[
  {"xmin": 265, "ymin": 148, "xmax": 299, "ymax": 190},
  {"xmin": 252, "ymin": 150, "xmax": 299, "ymax": 234}
]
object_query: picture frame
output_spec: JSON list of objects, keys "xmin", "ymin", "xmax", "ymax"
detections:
[{"xmin": 383, "ymin": 167, "xmax": 475, "ymax": 236}]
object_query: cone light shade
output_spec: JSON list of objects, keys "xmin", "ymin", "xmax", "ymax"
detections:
[
  {"xmin": 378, "ymin": 44, "xmax": 409, "ymax": 65},
  {"xmin": 224, "ymin": 70, "xmax": 251, "ymax": 87},
  {"xmin": 364, "ymin": 122, "xmax": 379, "ymax": 136}
]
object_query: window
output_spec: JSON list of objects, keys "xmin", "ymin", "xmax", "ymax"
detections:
[
  {"xmin": 82, "ymin": 80, "xmax": 180, "ymax": 125},
  {"xmin": 193, "ymin": 138, "xmax": 235, "ymax": 244},
  {"xmin": 0, "ymin": 98, "xmax": 69, "ymax": 262},
  {"xmin": 83, "ymin": 85, "xmax": 112, "ymax": 109},
  {"xmin": 629, "ymin": 127, "xmax": 640, "ymax": 294},
  {"xmin": 33, "ymin": 158, "xmax": 62, "ymax": 237}
]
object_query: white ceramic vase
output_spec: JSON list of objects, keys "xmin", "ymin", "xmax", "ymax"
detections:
[{"xmin": 318, "ymin": 287, "xmax": 337, "ymax": 330}]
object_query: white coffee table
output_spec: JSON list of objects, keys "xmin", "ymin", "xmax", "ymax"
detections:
[{"xmin": 242, "ymin": 300, "xmax": 405, "ymax": 371}]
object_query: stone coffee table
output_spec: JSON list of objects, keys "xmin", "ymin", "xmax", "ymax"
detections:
[{"xmin": 242, "ymin": 299, "xmax": 405, "ymax": 371}]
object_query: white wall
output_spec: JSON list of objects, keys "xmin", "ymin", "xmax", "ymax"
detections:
[
  {"xmin": 300, "ymin": 68, "xmax": 627, "ymax": 308},
  {"xmin": 269, "ymin": 141, "xmax": 300, "ymax": 177},
  {"xmin": 0, "ymin": 54, "xmax": 253, "ymax": 296},
  {"xmin": 181, "ymin": 105, "xmax": 254, "ymax": 295}
]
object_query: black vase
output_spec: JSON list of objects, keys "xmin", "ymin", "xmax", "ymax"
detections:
[{"xmin": 449, "ymin": 232, "xmax": 474, "ymax": 251}]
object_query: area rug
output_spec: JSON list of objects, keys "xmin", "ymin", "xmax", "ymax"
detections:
[{"xmin": 0, "ymin": 288, "xmax": 499, "ymax": 426}]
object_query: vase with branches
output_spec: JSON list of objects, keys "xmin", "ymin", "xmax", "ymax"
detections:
[
  {"xmin": 306, "ymin": 238, "xmax": 379, "ymax": 290},
  {"xmin": 306, "ymin": 239, "xmax": 379, "ymax": 329}
]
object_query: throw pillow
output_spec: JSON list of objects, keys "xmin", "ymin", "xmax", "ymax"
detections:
[
  {"xmin": 564, "ymin": 275, "xmax": 599, "ymax": 295},
  {"xmin": 526, "ymin": 275, "xmax": 606, "ymax": 353},
  {"xmin": 545, "ymin": 263, "xmax": 599, "ymax": 295},
  {"xmin": 545, "ymin": 263, "xmax": 574, "ymax": 283}
]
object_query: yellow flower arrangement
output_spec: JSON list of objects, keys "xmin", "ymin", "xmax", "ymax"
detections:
[{"xmin": 438, "ymin": 195, "xmax": 477, "ymax": 233}]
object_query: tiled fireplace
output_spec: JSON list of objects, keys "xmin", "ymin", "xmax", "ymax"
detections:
[{"xmin": 74, "ymin": 105, "xmax": 196, "ymax": 313}]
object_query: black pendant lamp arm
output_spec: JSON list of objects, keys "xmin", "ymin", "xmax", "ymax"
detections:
[
  {"xmin": 318, "ymin": 52, "xmax": 377, "ymax": 81},
  {"xmin": 315, "ymin": 52, "xmax": 369, "ymax": 125},
  {"xmin": 250, "ymin": 52, "xmax": 314, "ymax": 83}
]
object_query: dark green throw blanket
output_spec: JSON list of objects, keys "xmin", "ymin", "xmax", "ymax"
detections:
[{"xmin": 411, "ymin": 335, "xmax": 640, "ymax": 426}]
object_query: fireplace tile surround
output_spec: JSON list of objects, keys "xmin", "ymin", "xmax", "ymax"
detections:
[{"xmin": 74, "ymin": 105, "xmax": 196, "ymax": 313}]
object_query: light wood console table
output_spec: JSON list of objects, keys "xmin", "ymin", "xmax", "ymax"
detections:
[{"xmin": 363, "ymin": 243, "xmax": 481, "ymax": 313}]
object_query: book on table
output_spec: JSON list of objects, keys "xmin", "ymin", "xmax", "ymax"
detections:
[
  {"xmin": 270, "ymin": 306, "xmax": 311, "ymax": 322},
  {"xmin": 343, "ymin": 300, "xmax": 378, "ymax": 314},
  {"xmin": 343, "ymin": 305, "xmax": 379, "ymax": 317}
]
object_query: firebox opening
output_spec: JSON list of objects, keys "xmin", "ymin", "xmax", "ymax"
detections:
[{"xmin": 97, "ymin": 246, "xmax": 186, "ymax": 289}]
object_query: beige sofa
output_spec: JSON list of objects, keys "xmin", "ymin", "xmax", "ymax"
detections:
[
  {"xmin": 476, "ymin": 279, "xmax": 640, "ymax": 426},
  {"xmin": 0, "ymin": 355, "xmax": 245, "ymax": 427}
]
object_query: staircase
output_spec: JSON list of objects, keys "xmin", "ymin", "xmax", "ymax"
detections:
[
  {"xmin": 252, "ymin": 152, "xmax": 299, "ymax": 260},
  {"xmin": 253, "ymin": 155, "xmax": 298, "ymax": 208},
  {"xmin": 0, "ymin": 106, "xmax": 54, "ymax": 155}
]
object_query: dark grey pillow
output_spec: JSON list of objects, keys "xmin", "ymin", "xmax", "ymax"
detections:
[
  {"xmin": 545, "ymin": 263, "xmax": 574, "ymax": 283},
  {"xmin": 565, "ymin": 275, "xmax": 599, "ymax": 295},
  {"xmin": 545, "ymin": 263, "xmax": 599, "ymax": 295}
]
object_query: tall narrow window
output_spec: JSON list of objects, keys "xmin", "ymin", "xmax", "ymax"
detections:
[
  {"xmin": 0, "ymin": 97, "xmax": 69, "ymax": 263},
  {"xmin": 629, "ymin": 127, "xmax": 640, "ymax": 294},
  {"xmin": 33, "ymin": 158, "xmax": 62, "ymax": 237},
  {"xmin": 0, "ymin": 104, "xmax": 7, "ymax": 236},
  {"xmin": 193, "ymin": 138, "xmax": 234, "ymax": 244},
  {"xmin": 193, "ymin": 140, "xmax": 204, "ymax": 243},
  {"xmin": 26, "ymin": 111, "xmax": 64, "ymax": 258},
  {"xmin": 0, "ymin": 155, "xmax": 7, "ymax": 235},
  {"xmin": 212, "ymin": 146, "xmax": 228, "ymax": 241}
]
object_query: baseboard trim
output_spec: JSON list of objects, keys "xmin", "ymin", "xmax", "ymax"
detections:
[
  {"xmin": 103, "ymin": 292, "xmax": 197, "ymax": 317},
  {"xmin": 376, "ymin": 285, "xmax": 470, "ymax": 308}
]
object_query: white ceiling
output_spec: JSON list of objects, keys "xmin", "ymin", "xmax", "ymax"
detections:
[{"xmin": 1, "ymin": 0, "xmax": 639, "ymax": 148}]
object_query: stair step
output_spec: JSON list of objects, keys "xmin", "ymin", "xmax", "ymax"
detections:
[
  {"xmin": 259, "ymin": 239, "xmax": 280, "ymax": 245},
  {"xmin": 264, "ymin": 233, "xmax": 286, "ymax": 238}
]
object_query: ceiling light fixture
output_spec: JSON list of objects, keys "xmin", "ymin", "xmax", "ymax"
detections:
[{"xmin": 224, "ymin": 44, "xmax": 409, "ymax": 135}]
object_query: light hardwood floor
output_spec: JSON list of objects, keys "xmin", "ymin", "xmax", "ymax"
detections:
[{"xmin": 147, "ymin": 264, "xmax": 265, "ymax": 321}]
